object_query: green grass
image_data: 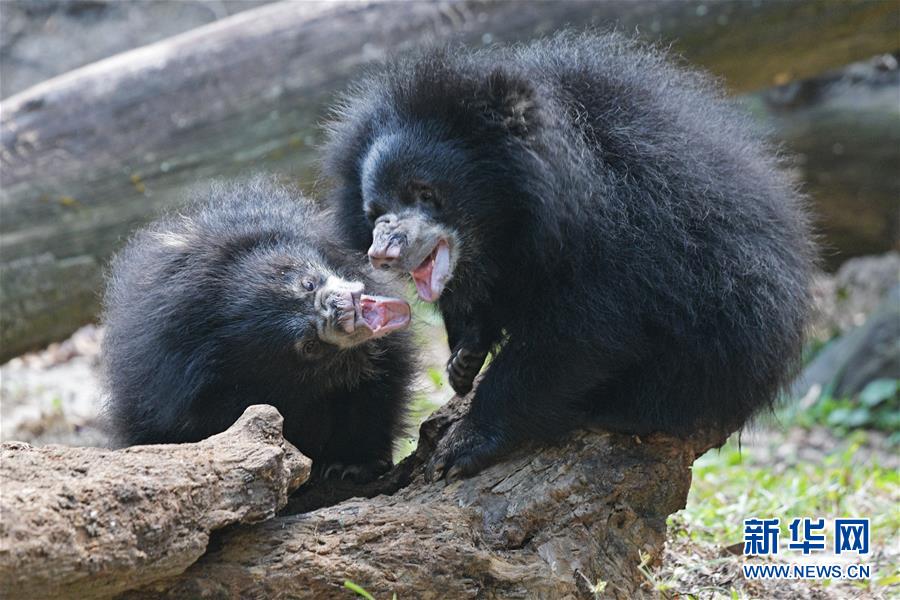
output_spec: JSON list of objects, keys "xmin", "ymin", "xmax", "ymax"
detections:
[
  {"xmin": 426, "ymin": 367, "xmax": 444, "ymax": 389},
  {"xmin": 677, "ymin": 435, "xmax": 898, "ymax": 542},
  {"xmin": 781, "ymin": 379, "xmax": 900, "ymax": 443},
  {"xmin": 669, "ymin": 430, "xmax": 899, "ymax": 589},
  {"xmin": 343, "ymin": 580, "xmax": 375, "ymax": 600},
  {"xmin": 343, "ymin": 580, "xmax": 396, "ymax": 600}
]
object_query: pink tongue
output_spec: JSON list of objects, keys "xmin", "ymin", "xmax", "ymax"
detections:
[
  {"xmin": 411, "ymin": 240, "xmax": 451, "ymax": 302},
  {"xmin": 359, "ymin": 295, "xmax": 411, "ymax": 337},
  {"xmin": 411, "ymin": 260, "xmax": 435, "ymax": 302}
]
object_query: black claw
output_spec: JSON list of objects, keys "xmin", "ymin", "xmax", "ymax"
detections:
[
  {"xmin": 445, "ymin": 464, "xmax": 463, "ymax": 482},
  {"xmin": 425, "ymin": 457, "xmax": 444, "ymax": 483},
  {"xmin": 447, "ymin": 346, "xmax": 486, "ymax": 396},
  {"xmin": 426, "ymin": 418, "xmax": 507, "ymax": 483},
  {"xmin": 322, "ymin": 463, "xmax": 343, "ymax": 479},
  {"xmin": 319, "ymin": 459, "xmax": 392, "ymax": 483},
  {"xmin": 453, "ymin": 380, "xmax": 473, "ymax": 396}
]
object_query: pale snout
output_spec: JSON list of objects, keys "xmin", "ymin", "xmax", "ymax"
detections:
[
  {"xmin": 314, "ymin": 274, "xmax": 411, "ymax": 348},
  {"xmin": 367, "ymin": 216, "xmax": 407, "ymax": 270},
  {"xmin": 318, "ymin": 277, "xmax": 364, "ymax": 334}
]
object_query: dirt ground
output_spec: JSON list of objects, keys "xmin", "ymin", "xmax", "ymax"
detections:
[{"xmin": 1, "ymin": 324, "xmax": 107, "ymax": 447}]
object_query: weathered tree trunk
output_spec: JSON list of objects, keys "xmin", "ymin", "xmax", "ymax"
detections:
[
  {"xmin": 126, "ymin": 396, "xmax": 726, "ymax": 600},
  {"xmin": 1, "ymin": 0, "xmax": 896, "ymax": 361},
  {"xmin": 0, "ymin": 405, "xmax": 310, "ymax": 600},
  {"xmin": 0, "ymin": 395, "xmax": 725, "ymax": 599}
]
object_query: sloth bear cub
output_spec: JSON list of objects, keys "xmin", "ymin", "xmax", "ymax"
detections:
[
  {"xmin": 324, "ymin": 32, "xmax": 816, "ymax": 480},
  {"xmin": 102, "ymin": 178, "xmax": 415, "ymax": 482}
]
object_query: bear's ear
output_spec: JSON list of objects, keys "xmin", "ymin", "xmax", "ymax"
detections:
[{"xmin": 471, "ymin": 69, "xmax": 539, "ymax": 137}]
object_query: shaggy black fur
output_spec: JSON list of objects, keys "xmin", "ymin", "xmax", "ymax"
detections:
[
  {"xmin": 323, "ymin": 31, "xmax": 816, "ymax": 479},
  {"xmin": 101, "ymin": 178, "xmax": 416, "ymax": 482}
]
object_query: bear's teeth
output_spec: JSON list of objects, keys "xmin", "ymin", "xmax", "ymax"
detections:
[{"xmin": 411, "ymin": 240, "xmax": 450, "ymax": 303}]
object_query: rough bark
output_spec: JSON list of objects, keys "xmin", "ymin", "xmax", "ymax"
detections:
[
  {"xmin": 0, "ymin": 405, "xmax": 311, "ymax": 600},
  {"xmin": 125, "ymin": 396, "xmax": 727, "ymax": 600},
  {"xmin": 1, "ymin": 0, "xmax": 897, "ymax": 360}
]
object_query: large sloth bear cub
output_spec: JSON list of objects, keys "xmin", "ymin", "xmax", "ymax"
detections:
[
  {"xmin": 324, "ymin": 32, "xmax": 815, "ymax": 480},
  {"xmin": 102, "ymin": 178, "xmax": 415, "ymax": 482}
]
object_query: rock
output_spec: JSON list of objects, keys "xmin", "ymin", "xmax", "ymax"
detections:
[
  {"xmin": 795, "ymin": 284, "xmax": 900, "ymax": 400},
  {"xmin": 811, "ymin": 251, "xmax": 900, "ymax": 339}
]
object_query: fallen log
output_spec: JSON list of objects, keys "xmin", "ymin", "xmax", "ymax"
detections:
[
  {"xmin": 1, "ymin": 0, "xmax": 896, "ymax": 361},
  {"xmin": 0, "ymin": 405, "xmax": 310, "ymax": 600},
  {"xmin": 125, "ymin": 396, "xmax": 726, "ymax": 599}
]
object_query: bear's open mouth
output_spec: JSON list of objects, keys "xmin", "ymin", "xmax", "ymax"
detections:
[
  {"xmin": 358, "ymin": 295, "xmax": 411, "ymax": 337},
  {"xmin": 410, "ymin": 239, "xmax": 451, "ymax": 302}
]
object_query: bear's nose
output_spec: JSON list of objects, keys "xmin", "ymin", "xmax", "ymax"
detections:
[
  {"xmin": 368, "ymin": 216, "xmax": 406, "ymax": 270},
  {"xmin": 367, "ymin": 242, "xmax": 402, "ymax": 270},
  {"xmin": 319, "ymin": 277, "xmax": 364, "ymax": 312}
]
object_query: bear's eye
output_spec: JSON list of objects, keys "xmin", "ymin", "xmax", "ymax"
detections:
[
  {"xmin": 302, "ymin": 278, "xmax": 316, "ymax": 292},
  {"xmin": 415, "ymin": 185, "xmax": 438, "ymax": 207}
]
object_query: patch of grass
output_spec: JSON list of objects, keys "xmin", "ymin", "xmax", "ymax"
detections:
[
  {"xmin": 782, "ymin": 378, "xmax": 900, "ymax": 443},
  {"xmin": 343, "ymin": 580, "xmax": 396, "ymax": 600},
  {"xmin": 677, "ymin": 435, "xmax": 898, "ymax": 545},
  {"xmin": 669, "ymin": 431, "xmax": 899, "ymax": 591},
  {"xmin": 343, "ymin": 580, "xmax": 375, "ymax": 599}
]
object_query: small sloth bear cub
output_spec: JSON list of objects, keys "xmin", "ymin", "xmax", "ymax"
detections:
[
  {"xmin": 324, "ymin": 32, "xmax": 816, "ymax": 480},
  {"xmin": 102, "ymin": 178, "xmax": 415, "ymax": 482}
]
